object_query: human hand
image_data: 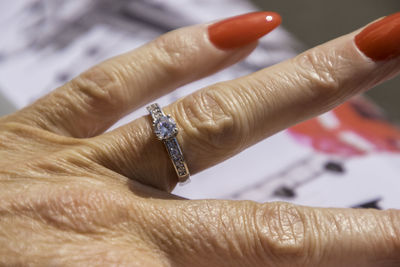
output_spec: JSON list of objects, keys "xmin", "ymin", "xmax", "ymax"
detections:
[{"xmin": 1, "ymin": 11, "xmax": 399, "ymax": 266}]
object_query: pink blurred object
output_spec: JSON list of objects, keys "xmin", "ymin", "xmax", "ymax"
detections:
[{"xmin": 288, "ymin": 98, "xmax": 400, "ymax": 157}]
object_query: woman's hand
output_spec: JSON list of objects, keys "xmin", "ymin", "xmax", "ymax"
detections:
[{"xmin": 1, "ymin": 12, "xmax": 399, "ymax": 266}]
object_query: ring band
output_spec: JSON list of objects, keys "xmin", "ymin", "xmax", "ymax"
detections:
[{"xmin": 147, "ymin": 103, "xmax": 190, "ymax": 184}]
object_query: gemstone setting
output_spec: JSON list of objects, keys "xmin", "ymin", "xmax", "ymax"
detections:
[
  {"xmin": 153, "ymin": 115, "xmax": 178, "ymax": 140},
  {"xmin": 147, "ymin": 103, "xmax": 190, "ymax": 183}
]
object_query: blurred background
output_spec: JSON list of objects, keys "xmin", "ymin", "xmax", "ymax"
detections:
[{"xmin": 252, "ymin": 0, "xmax": 400, "ymax": 125}]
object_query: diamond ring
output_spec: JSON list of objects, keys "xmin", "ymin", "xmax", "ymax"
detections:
[{"xmin": 146, "ymin": 103, "xmax": 190, "ymax": 184}]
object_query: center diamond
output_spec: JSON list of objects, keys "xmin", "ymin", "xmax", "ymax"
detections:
[{"xmin": 154, "ymin": 115, "xmax": 177, "ymax": 140}]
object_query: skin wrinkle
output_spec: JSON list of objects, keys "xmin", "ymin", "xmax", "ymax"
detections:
[
  {"xmin": 17, "ymin": 104, "xmax": 63, "ymax": 136},
  {"xmin": 196, "ymin": 205, "xmax": 230, "ymax": 262},
  {"xmin": 276, "ymin": 204, "xmax": 306, "ymax": 258},
  {"xmin": 218, "ymin": 203, "xmax": 251, "ymax": 264},
  {"xmin": 144, "ymin": 203, "xmax": 202, "ymax": 267},
  {"xmin": 222, "ymin": 211, "xmax": 243, "ymax": 260},
  {"xmin": 253, "ymin": 203, "xmax": 306, "ymax": 266},
  {"xmin": 296, "ymin": 51, "xmax": 342, "ymax": 100},
  {"xmin": 171, "ymin": 90, "xmax": 238, "ymax": 169},
  {"xmin": 263, "ymin": 37, "xmax": 370, "ymax": 119},
  {"xmin": 181, "ymin": 89, "xmax": 234, "ymax": 145},
  {"xmin": 210, "ymin": 202, "xmax": 254, "ymax": 266},
  {"xmin": 249, "ymin": 82, "xmax": 280, "ymax": 139},
  {"xmin": 152, "ymin": 33, "xmax": 201, "ymax": 82},
  {"xmin": 351, "ymin": 214, "xmax": 370, "ymax": 255},
  {"xmin": 78, "ymin": 151, "xmax": 164, "ymax": 196},
  {"xmin": 224, "ymin": 82, "xmax": 255, "ymax": 147},
  {"xmin": 386, "ymin": 210, "xmax": 400, "ymax": 246},
  {"xmin": 144, "ymin": 204, "xmax": 182, "ymax": 249},
  {"xmin": 0, "ymin": 125, "xmax": 81, "ymax": 168},
  {"xmin": 169, "ymin": 98, "xmax": 208, "ymax": 168},
  {"xmin": 248, "ymin": 73, "xmax": 286, "ymax": 135},
  {"xmin": 316, "ymin": 209, "xmax": 390, "ymax": 267},
  {"xmin": 36, "ymin": 88, "xmax": 87, "ymax": 136},
  {"xmin": 2, "ymin": 185, "xmax": 166, "ymax": 266},
  {"xmin": 3, "ymin": 122, "xmax": 80, "ymax": 147},
  {"xmin": 384, "ymin": 211, "xmax": 400, "ymax": 263},
  {"xmin": 74, "ymin": 65, "xmax": 125, "ymax": 111},
  {"xmin": 233, "ymin": 78, "xmax": 269, "ymax": 133},
  {"xmin": 53, "ymin": 87, "xmax": 96, "ymax": 136},
  {"xmin": 254, "ymin": 70, "xmax": 307, "ymax": 135},
  {"xmin": 106, "ymin": 61, "xmax": 137, "ymax": 108},
  {"xmin": 335, "ymin": 211, "xmax": 355, "ymax": 261},
  {"xmin": 239, "ymin": 202, "xmax": 271, "ymax": 266},
  {"xmin": 24, "ymin": 154, "xmax": 91, "ymax": 181},
  {"xmin": 236, "ymin": 205, "xmax": 258, "ymax": 261},
  {"xmin": 371, "ymin": 211, "xmax": 397, "ymax": 260},
  {"xmin": 177, "ymin": 209, "xmax": 212, "ymax": 265},
  {"xmin": 15, "ymin": 187, "xmax": 107, "ymax": 233},
  {"xmin": 69, "ymin": 69, "xmax": 125, "ymax": 136},
  {"xmin": 324, "ymin": 209, "xmax": 342, "ymax": 264},
  {"xmin": 73, "ymin": 69, "xmax": 131, "ymax": 129},
  {"xmin": 179, "ymin": 203, "xmax": 223, "ymax": 262},
  {"xmin": 150, "ymin": 201, "xmax": 253, "ymax": 267},
  {"xmin": 251, "ymin": 204, "xmax": 273, "ymax": 266},
  {"xmin": 197, "ymin": 88, "xmax": 240, "ymax": 149},
  {"xmin": 120, "ymin": 57, "xmax": 150, "ymax": 103},
  {"xmin": 307, "ymin": 209, "xmax": 329, "ymax": 267},
  {"xmin": 355, "ymin": 213, "xmax": 385, "ymax": 266}
]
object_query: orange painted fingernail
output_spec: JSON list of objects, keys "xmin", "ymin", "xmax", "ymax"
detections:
[
  {"xmin": 208, "ymin": 11, "xmax": 282, "ymax": 50},
  {"xmin": 355, "ymin": 12, "xmax": 400, "ymax": 61}
]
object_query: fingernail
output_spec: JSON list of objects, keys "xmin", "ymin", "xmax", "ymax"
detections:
[
  {"xmin": 355, "ymin": 12, "xmax": 400, "ymax": 61},
  {"xmin": 208, "ymin": 11, "xmax": 281, "ymax": 50}
]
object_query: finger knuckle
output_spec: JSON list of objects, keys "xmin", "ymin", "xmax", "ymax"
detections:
[
  {"xmin": 69, "ymin": 65, "xmax": 128, "ymax": 113},
  {"xmin": 175, "ymin": 86, "xmax": 242, "ymax": 153},
  {"xmin": 293, "ymin": 49, "xmax": 341, "ymax": 99},
  {"xmin": 255, "ymin": 202, "xmax": 310, "ymax": 265},
  {"xmin": 152, "ymin": 33, "xmax": 200, "ymax": 78},
  {"xmin": 27, "ymin": 184, "xmax": 135, "ymax": 233}
]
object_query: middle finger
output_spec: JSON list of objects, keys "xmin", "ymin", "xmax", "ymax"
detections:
[{"xmin": 3, "ymin": 13, "xmax": 274, "ymax": 138}]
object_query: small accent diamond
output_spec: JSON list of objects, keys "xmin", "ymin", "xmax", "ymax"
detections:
[
  {"xmin": 175, "ymin": 161, "xmax": 183, "ymax": 168},
  {"xmin": 169, "ymin": 148, "xmax": 180, "ymax": 159}
]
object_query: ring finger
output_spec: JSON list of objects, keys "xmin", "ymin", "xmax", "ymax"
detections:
[{"xmin": 90, "ymin": 12, "xmax": 400, "ymax": 191}]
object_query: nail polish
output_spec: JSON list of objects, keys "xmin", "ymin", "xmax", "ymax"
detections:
[
  {"xmin": 208, "ymin": 11, "xmax": 281, "ymax": 50},
  {"xmin": 355, "ymin": 12, "xmax": 400, "ymax": 61}
]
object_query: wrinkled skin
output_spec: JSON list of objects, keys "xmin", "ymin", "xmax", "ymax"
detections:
[{"xmin": 0, "ymin": 21, "xmax": 399, "ymax": 266}]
